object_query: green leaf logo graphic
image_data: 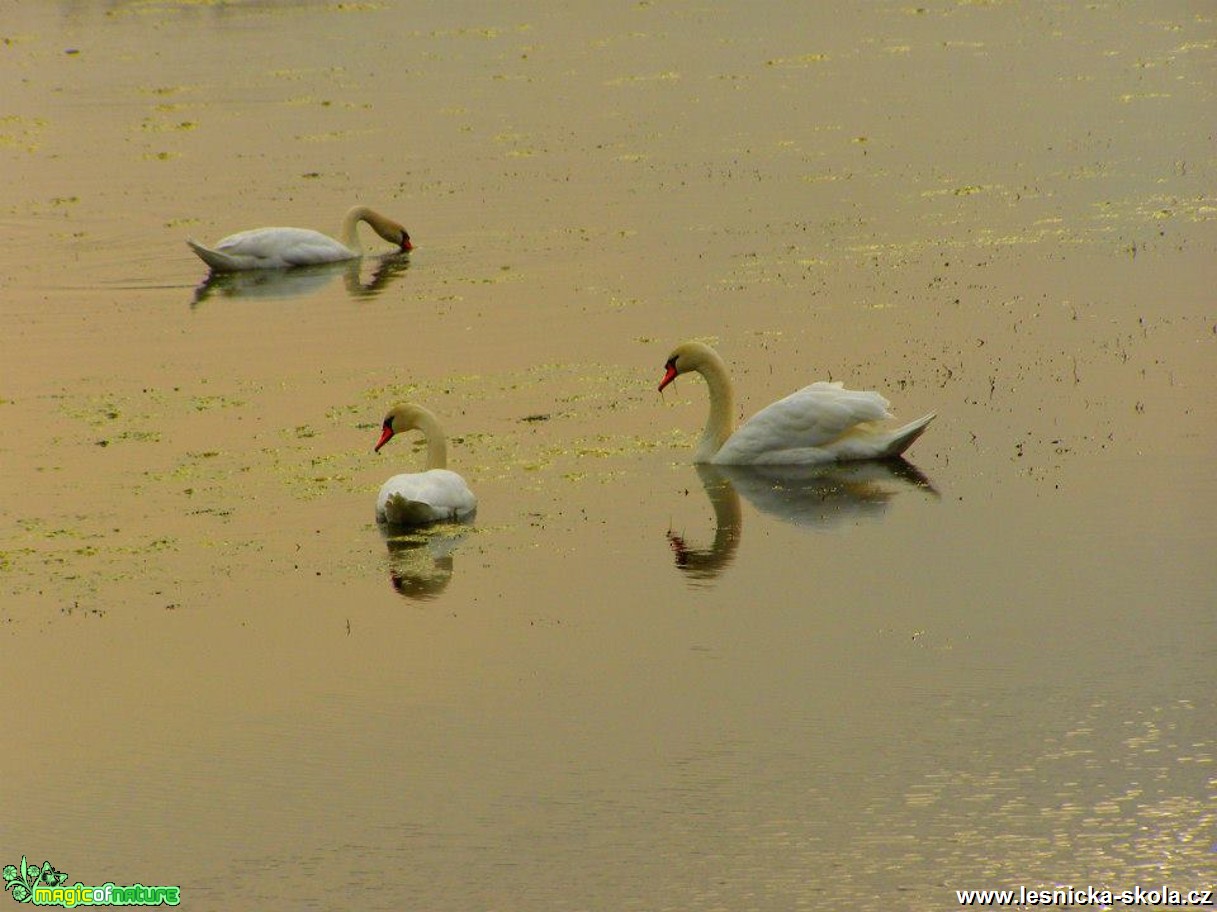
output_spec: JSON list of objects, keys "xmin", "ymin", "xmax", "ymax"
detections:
[{"xmin": 3, "ymin": 857, "xmax": 66, "ymax": 904}]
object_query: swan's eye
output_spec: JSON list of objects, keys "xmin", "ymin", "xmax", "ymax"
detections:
[
  {"xmin": 383, "ymin": 418, "xmax": 394, "ymax": 430},
  {"xmin": 665, "ymin": 357, "xmax": 677, "ymax": 371}
]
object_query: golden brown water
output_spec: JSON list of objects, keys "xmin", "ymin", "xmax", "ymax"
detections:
[{"xmin": 2, "ymin": 3, "xmax": 1214, "ymax": 910}]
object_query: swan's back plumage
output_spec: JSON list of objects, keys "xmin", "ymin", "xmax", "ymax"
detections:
[
  {"xmin": 377, "ymin": 469, "xmax": 477, "ymax": 525},
  {"xmin": 715, "ymin": 382, "xmax": 899, "ymax": 464},
  {"xmin": 188, "ymin": 228, "xmax": 354, "ymax": 271}
]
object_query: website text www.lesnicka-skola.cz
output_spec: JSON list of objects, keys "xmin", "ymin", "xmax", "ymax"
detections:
[{"xmin": 956, "ymin": 885, "xmax": 1215, "ymax": 907}]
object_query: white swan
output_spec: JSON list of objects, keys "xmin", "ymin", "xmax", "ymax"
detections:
[
  {"xmin": 187, "ymin": 205, "xmax": 412, "ymax": 271},
  {"xmin": 659, "ymin": 340, "xmax": 935, "ymax": 464},
  {"xmin": 373, "ymin": 403, "xmax": 477, "ymax": 526}
]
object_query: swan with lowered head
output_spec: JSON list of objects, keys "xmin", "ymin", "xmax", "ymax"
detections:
[
  {"xmin": 187, "ymin": 205, "xmax": 412, "ymax": 271},
  {"xmin": 373, "ymin": 403, "xmax": 477, "ymax": 526},
  {"xmin": 659, "ymin": 340, "xmax": 934, "ymax": 465}
]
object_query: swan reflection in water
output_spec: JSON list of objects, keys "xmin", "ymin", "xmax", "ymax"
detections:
[
  {"xmin": 667, "ymin": 465, "xmax": 744, "ymax": 582},
  {"xmin": 380, "ymin": 524, "xmax": 471, "ymax": 601},
  {"xmin": 668, "ymin": 460, "xmax": 938, "ymax": 583},
  {"xmin": 191, "ymin": 251, "xmax": 412, "ymax": 305}
]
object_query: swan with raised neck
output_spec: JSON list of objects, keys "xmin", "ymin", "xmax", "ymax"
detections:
[
  {"xmin": 659, "ymin": 340, "xmax": 935, "ymax": 465},
  {"xmin": 374, "ymin": 403, "xmax": 477, "ymax": 526}
]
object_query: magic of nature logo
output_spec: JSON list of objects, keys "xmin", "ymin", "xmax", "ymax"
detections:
[{"xmin": 3, "ymin": 857, "xmax": 180, "ymax": 907}]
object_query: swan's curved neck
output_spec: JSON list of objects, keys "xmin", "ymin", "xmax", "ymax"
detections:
[
  {"xmin": 340, "ymin": 207, "xmax": 407, "ymax": 254},
  {"xmin": 339, "ymin": 207, "xmax": 367, "ymax": 251},
  {"xmin": 694, "ymin": 350, "xmax": 736, "ymax": 462},
  {"xmin": 413, "ymin": 411, "xmax": 449, "ymax": 471}
]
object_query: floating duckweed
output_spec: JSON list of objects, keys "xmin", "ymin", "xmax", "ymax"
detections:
[{"xmin": 191, "ymin": 395, "xmax": 243, "ymax": 410}]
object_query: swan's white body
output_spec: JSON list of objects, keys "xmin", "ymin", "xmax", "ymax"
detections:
[
  {"xmin": 374, "ymin": 404, "xmax": 476, "ymax": 526},
  {"xmin": 377, "ymin": 470, "xmax": 477, "ymax": 525},
  {"xmin": 187, "ymin": 206, "xmax": 411, "ymax": 271},
  {"xmin": 660, "ymin": 341, "xmax": 935, "ymax": 465}
]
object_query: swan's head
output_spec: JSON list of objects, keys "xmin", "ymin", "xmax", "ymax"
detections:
[
  {"xmin": 659, "ymin": 341, "xmax": 717, "ymax": 391},
  {"xmin": 369, "ymin": 213, "xmax": 414, "ymax": 252},
  {"xmin": 348, "ymin": 207, "xmax": 415, "ymax": 252},
  {"xmin": 375, "ymin": 403, "xmax": 428, "ymax": 452},
  {"xmin": 382, "ymin": 223, "xmax": 413, "ymax": 253}
]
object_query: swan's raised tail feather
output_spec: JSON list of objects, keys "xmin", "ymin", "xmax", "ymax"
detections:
[
  {"xmin": 380, "ymin": 492, "xmax": 473, "ymax": 527},
  {"xmin": 186, "ymin": 238, "xmax": 240, "ymax": 272},
  {"xmin": 382, "ymin": 493, "xmax": 436, "ymax": 526},
  {"xmin": 879, "ymin": 413, "xmax": 936, "ymax": 459}
]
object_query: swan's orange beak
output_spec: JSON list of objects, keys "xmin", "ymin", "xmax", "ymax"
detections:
[
  {"xmin": 659, "ymin": 364, "xmax": 678, "ymax": 392},
  {"xmin": 374, "ymin": 425, "xmax": 394, "ymax": 452},
  {"xmin": 401, "ymin": 232, "xmax": 414, "ymax": 252}
]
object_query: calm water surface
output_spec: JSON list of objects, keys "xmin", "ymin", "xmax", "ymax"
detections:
[{"xmin": 2, "ymin": 3, "xmax": 1214, "ymax": 910}]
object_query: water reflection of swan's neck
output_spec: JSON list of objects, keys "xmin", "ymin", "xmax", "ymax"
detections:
[
  {"xmin": 667, "ymin": 459, "xmax": 939, "ymax": 582},
  {"xmin": 667, "ymin": 464, "xmax": 742, "ymax": 583},
  {"xmin": 343, "ymin": 252, "xmax": 412, "ymax": 297}
]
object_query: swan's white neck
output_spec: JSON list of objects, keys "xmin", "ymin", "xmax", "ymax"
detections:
[
  {"xmin": 340, "ymin": 206, "xmax": 404, "ymax": 253},
  {"xmin": 339, "ymin": 207, "xmax": 373, "ymax": 252},
  {"xmin": 413, "ymin": 410, "xmax": 449, "ymax": 471},
  {"xmin": 692, "ymin": 348, "xmax": 736, "ymax": 462},
  {"xmin": 385, "ymin": 404, "xmax": 450, "ymax": 470}
]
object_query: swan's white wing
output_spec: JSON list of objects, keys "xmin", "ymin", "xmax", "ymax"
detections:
[
  {"xmin": 714, "ymin": 381, "xmax": 893, "ymax": 464},
  {"xmin": 376, "ymin": 469, "xmax": 477, "ymax": 526},
  {"xmin": 213, "ymin": 227, "xmax": 355, "ymax": 268}
]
